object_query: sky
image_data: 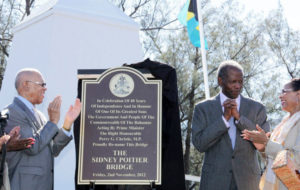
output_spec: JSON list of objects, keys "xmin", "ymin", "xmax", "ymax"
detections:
[
  {"xmin": 241, "ymin": 0, "xmax": 300, "ymax": 30},
  {"xmin": 176, "ymin": 0, "xmax": 300, "ymax": 30},
  {"xmin": 35, "ymin": 0, "xmax": 300, "ymax": 31}
]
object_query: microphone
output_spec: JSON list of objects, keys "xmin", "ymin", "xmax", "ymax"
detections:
[
  {"xmin": 0, "ymin": 109, "xmax": 9, "ymax": 136},
  {"xmin": 0, "ymin": 109, "xmax": 9, "ymax": 121}
]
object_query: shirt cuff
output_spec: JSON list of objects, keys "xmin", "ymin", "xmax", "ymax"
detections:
[
  {"xmin": 62, "ymin": 128, "xmax": 72, "ymax": 137},
  {"xmin": 222, "ymin": 116, "xmax": 230, "ymax": 128}
]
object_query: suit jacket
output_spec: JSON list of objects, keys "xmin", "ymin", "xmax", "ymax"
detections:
[
  {"xmin": 192, "ymin": 94, "xmax": 270, "ymax": 190},
  {"xmin": 4, "ymin": 97, "xmax": 72, "ymax": 190}
]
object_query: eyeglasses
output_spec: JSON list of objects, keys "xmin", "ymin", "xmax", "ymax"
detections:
[
  {"xmin": 26, "ymin": 80, "xmax": 46, "ymax": 88},
  {"xmin": 281, "ymin": 88, "xmax": 294, "ymax": 94}
]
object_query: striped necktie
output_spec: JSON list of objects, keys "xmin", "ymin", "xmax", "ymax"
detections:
[
  {"xmin": 228, "ymin": 117, "xmax": 236, "ymax": 149},
  {"xmin": 32, "ymin": 108, "xmax": 42, "ymax": 125}
]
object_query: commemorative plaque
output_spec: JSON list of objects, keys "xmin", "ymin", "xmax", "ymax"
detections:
[{"xmin": 78, "ymin": 67, "xmax": 162, "ymax": 185}]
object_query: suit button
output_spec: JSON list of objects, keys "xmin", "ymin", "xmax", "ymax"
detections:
[
  {"xmin": 232, "ymin": 156, "xmax": 235, "ymax": 159},
  {"xmin": 229, "ymin": 170, "xmax": 232, "ymax": 173}
]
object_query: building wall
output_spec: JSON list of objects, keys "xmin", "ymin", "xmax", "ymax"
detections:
[{"xmin": 0, "ymin": 1, "xmax": 143, "ymax": 189}]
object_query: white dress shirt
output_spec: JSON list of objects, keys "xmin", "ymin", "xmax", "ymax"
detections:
[{"xmin": 220, "ymin": 92, "xmax": 241, "ymax": 149}]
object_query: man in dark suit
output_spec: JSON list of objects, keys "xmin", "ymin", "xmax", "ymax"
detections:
[
  {"xmin": 192, "ymin": 60, "xmax": 270, "ymax": 190},
  {"xmin": 4, "ymin": 68, "xmax": 81, "ymax": 190}
]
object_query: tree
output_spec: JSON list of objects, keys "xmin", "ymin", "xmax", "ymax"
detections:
[
  {"xmin": 109, "ymin": 2, "xmax": 298, "ymax": 187},
  {"xmin": 0, "ymin": 0, "xmax": 35, "ymax": 89},
  {"xmin": 265, "ymin": 6, "xmax": 300, "ymax": 79},
  {"xmin": 108, "ymin": 0, "xmax": 180, "ymax": 58},
  {"xmin": 159, "ymin": 0, "xmax": 268, "ymax": 174},
  {"xmin": 156, "ymin": 1, "xmax": 298, "ymax": 188}
]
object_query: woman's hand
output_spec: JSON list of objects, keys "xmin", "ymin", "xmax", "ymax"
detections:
[
  {"xmin": 6, "ymin": 126, "xmax": 35, "ymax": 151},
  {"xmin": 241, "ymin": 125, "xmax": 270, "ymax": 151},
  {"xmin": 242, "ymin": 125, "xmax": 269, "ymax": 143}
]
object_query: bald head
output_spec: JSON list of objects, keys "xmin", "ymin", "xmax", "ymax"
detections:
[
  {"xmin": 15, "ymin": 68, "xmax": 46, "ymax": 105},
  {"xmin": 15, "ymin": 68, "xmax": 42, "ymax": 93}
]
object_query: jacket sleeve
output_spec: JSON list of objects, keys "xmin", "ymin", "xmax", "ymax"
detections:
[
  {"xmin": 265, "ymin": 140, "xmax": 283, "ymax": 160},
  {"xmin": 52, "ymin": 128, "xmax": 72, "ymax": 157},
  {"xmin": 291, "ymin": 124, "xmax": 300, "ymax": 168},
  {"xmin": 21, "ymin": 121, "xmax": 59, "ymax": 156},
  {"xmin": 6, "ymin": 107, "xmax": 58, "ymax": 155},
  {"xmin": 235, "ymin": 103, "xmax": 270, "ymax": 133},
  {"xmin": 266, "ymin": 121, "xmax": 300, "ymax": 168},
  {"xmin": 192, "ymin": 104, "xmax": 228, "ymax": 153},
  {"xmin": 7, "ymin": 105, "xmax": 72, "ymax": 156}
]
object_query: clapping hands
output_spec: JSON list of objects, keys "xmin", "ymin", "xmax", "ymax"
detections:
[
  {"xmin": 241, "ymin": 124, "xmax": 271, "ymax": 151},
  {"xmin": 48, "ymin": 96, "xmax": 62, "ymax": 124},
  {"xmin": 6, "ymin": 126, "xmax": 35, "ymax": 151},
  {"xmin": 62, "ymin": 98, "xmax": 81, "ymax": 131},
  {"xmin": 48, "ymin": 97, "xmax": 81, "ymax": 131}
]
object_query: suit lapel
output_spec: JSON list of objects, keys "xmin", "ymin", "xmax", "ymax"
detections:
[
  {"xmin": 214, "ymin": 95, "xmax": 233, "ymax": 150},
  {"xmin": 13, "ymin": 98, "xmax": 41, "ymax": 132},
  {"xmin": 238, "ymin": 95, "xmax": 249, "ymax": 121},
  {"xmin": 214, "ymin": 95, "xmax": 223, "ymax": 116},
  {"xmin": 233, "ymin": 128, "xmax": 241, "ymax": 153},
  {"xmin": 233, "ymin": 95, "xmax": 247, "ymax": 153}
]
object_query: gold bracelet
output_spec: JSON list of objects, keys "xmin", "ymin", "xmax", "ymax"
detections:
[{"xmin": 62, "ymin": 126, "xmax": 71, "ymax": 132}]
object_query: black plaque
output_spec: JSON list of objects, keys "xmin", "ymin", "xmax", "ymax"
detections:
[{"xmin": 78, "ymin": 67, "xmax": 162, "ymax": 185}]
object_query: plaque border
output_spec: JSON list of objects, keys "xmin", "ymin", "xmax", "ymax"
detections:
[{"xmin": 77, "ymin": 67, "xmax": 162, "ymax": 185}]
